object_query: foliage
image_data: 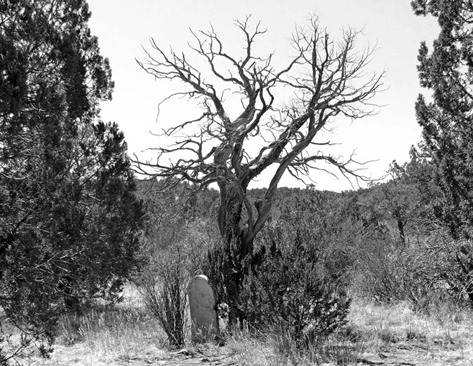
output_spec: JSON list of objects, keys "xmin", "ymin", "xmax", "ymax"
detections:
[
  {"xmin": 411, "ymin": 0, "xmax": 473, "ymax": 304},
  {"xmin": 346, "ymin": 151, "xmax": 473, "ymax": 311},
  {"xmin": 239, "ymin": 222, "xmax": 351, "ymax": 347},
  {"xmin": 345, "ymin": 160, "xmax": 447, "ymax": 310},
  {"xmin": 138, "ymin": 166, "xmax": 465, "ymax": 345},
  {"xmin": 206, "ymin": 191, "xmax": 352, "ymax": 346},
  {"xmin": 134, "ymin": 180, "xmax": 211, "ymax": 347},
  {"xmin": 411, "ymin": 0, "xmax": 473, "ymax": 238},
  {"xmin": 0, "ymin": 0, "xmax": 144, "ymax": 359},
  {"xmin": 202, "ymin": 173, "xmax": 463, "ymax": 315},
  {"xmin": 137, "ymin": 253, "xmax": 188, "ymax": 347},
  {"xmin": 354, "ymin": 237, "xmax": 446, "ymax": 310}
]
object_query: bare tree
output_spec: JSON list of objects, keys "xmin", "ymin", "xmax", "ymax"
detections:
[{"xmin": 136, "ymin": 16, "xmax": 383, "ymax": 262}]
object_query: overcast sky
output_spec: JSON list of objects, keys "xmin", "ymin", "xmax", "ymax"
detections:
[{"xmin": 87, "ymin": 0, "xmax": 438, "ymax": 192}]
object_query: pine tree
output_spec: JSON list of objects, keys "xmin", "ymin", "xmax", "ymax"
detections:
[
  {"xmin": 412, "ymin": 0, "xmax": 473, "ymax": 304},
  {"xmin": 412, "ymin": 0, "xmax": 473, "ymax": 239},
  {"xmin": 0, "ymin": 0, "xmax": 144, "ymax": 352}
]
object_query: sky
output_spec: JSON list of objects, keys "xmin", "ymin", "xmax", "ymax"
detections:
[{"xmin": 86, "ymin": 0, "xmax": 439, "ymax": 192}]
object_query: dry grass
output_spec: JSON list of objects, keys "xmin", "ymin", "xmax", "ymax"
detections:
[
  {"xmin": 349, "ymin": 298, "xmax": 471, "ymax": 346},
  {"xmin": 346, "ymin": 298, "xmax": 473, "ymax": 365},
  {"xmin": 226, "ymin": 299, "xmax": 473, "ymax": 365},
  {"xmin": 12, "ymin": 283, "xmax": 167, "ymax": 366},
  {"xmin": 8, "ymin": 287, "xmax": 473, "ymax": 366}
]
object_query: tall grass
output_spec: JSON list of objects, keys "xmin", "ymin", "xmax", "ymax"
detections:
[
  {"xmin": 56, "ymin": 287, "xmax": 166, "ymax": 363},
  {"xmin": 14, "ymin": 284, "xmax": 166, "ymax": 365}
]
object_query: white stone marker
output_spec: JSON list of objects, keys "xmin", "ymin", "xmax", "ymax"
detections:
[{"xmin": 187, "ymin": 274, "xmax": 217, "ymax": 343}]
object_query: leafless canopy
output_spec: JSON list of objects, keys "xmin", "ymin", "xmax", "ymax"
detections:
[{"xmin": 135, "ymin": 16, "xmax": 383, "ymax": 243}]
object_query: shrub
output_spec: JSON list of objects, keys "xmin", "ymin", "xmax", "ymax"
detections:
[
  {"xmin": 352, "ymin": 232, "xmax": 456, "ymax": 312},
  {"xmin": 136, "ymin": 247, "xmax": 188, "ymax": 347},
  {"xmin": 134, "ymin": 181, "xmax": 212, "ymax": 346},
  {"xmin": 134, "ymin": 218, "xmax": 212, "ymax": 347},
  {"xmin": 437, "ymin": 238, "xmax": 473, "ymax": 307},
  {"xmin": 238, "ymin": 225, "xmax": 351, "ymax": 348}
]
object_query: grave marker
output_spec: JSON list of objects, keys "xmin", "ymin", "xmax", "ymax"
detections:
[{"xmin": 187, "ymin": 274, "xmax": 217, "ymax": 343}]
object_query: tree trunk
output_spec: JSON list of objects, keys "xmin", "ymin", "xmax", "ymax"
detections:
[{"xmin": 211, "ymin": 181, "xmax": 258, "ymax": 327}]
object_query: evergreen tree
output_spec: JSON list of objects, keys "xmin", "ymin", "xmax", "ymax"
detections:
[
  {"xmin": 412, "ymin": 0, "xmax": 473, "ymax": 239},
  {"xmin": 412, "ymin": 0, "xmax": 473, "ymax": 304},
  {"xmin": 0, "ymin": 0, "xmax": 144, "ymax": 353}
]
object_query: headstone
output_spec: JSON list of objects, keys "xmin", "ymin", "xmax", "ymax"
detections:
[{"xmin": 187, "ymin": 275, "xmax": 217, "ymax": 343}]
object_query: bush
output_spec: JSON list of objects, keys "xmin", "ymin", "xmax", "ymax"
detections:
[
  {"xmin": 136, "ymin": 246, "xmax": 188, "ymax": 347},
  {"xmin": 134, "ymin": 182, "xmax": 211, "ymax": 347},
  {"xmin": 352, "ymin": 231, "xmax": 457, "ymax": 312},
  {"xmin": 437, "ymin": 238, "xmax": 473, "ymax": 307},
  {"xmin": 135, "ymin": 220, "xmax": 211, "ymax": 347},
  {"xmin": 238, "ymin": 225, "xmax": 351, "ymax": 347}
]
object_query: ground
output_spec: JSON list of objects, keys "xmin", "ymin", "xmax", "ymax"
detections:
[
  {"xmin": 4, "ymin": 285, "xmax": 473, "ymax": 366},
  {"xmin": 21, "ymin": 336, "xmax": 473, "ymax": 365}
]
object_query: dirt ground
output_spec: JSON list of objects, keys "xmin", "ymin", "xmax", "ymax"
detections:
[{"xmin": 21, "ymin": 337, "xmax": 473, "ymax": 366}]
